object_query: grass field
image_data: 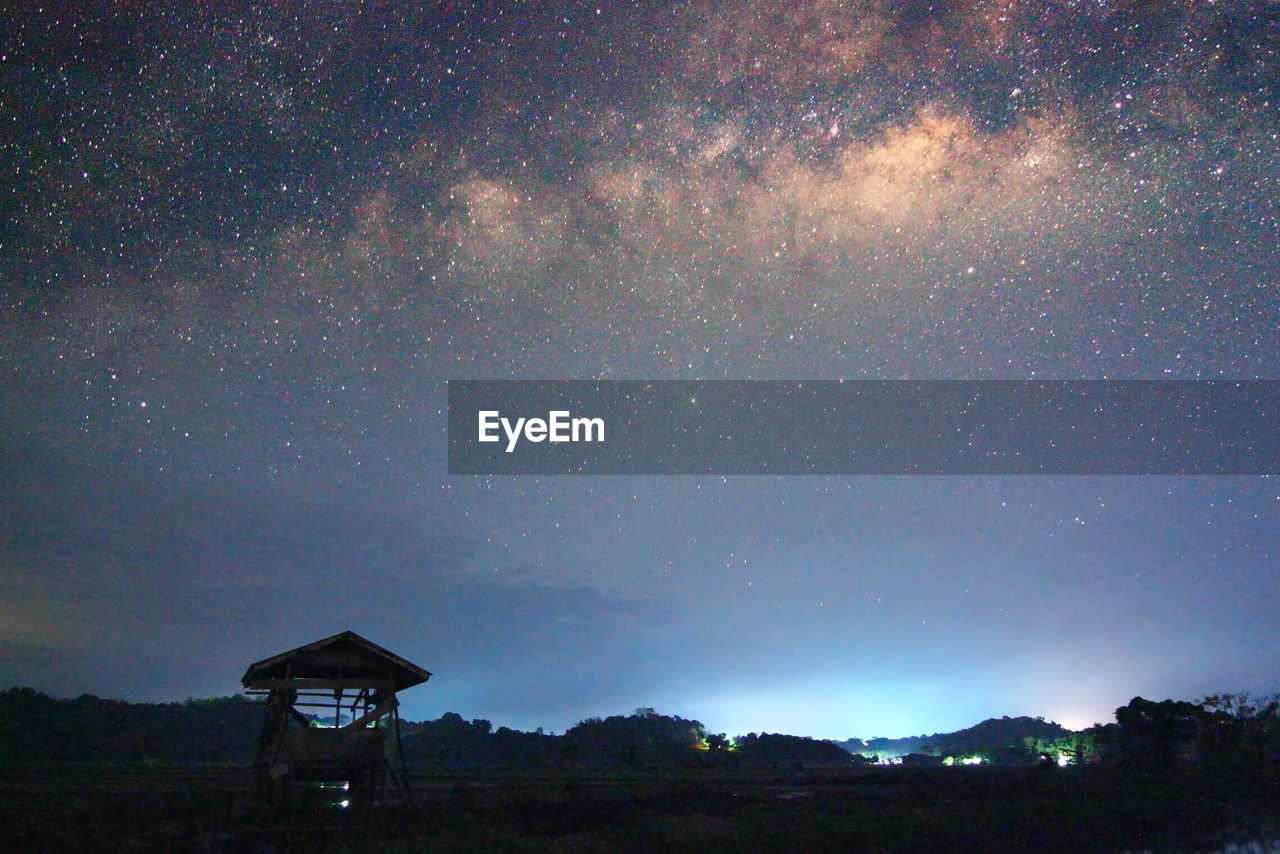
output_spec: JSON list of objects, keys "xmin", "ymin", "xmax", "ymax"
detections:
[{"xmin": 0, "ymin": 763, "xmax": 1276, "ymax": 852}]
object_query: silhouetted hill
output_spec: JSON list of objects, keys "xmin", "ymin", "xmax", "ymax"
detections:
[{"xmin": 838, "ymin": 715, "xmax": 1074, "ymax": 763}]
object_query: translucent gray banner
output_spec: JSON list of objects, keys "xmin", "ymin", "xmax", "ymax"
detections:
[{"xmin": 447, "ymin": 381, "xmax": 1279, "ymax": 475}]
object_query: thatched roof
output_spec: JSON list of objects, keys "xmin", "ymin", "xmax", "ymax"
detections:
[{"xmin": 241, "ymin": 630, "xmax": 432, "ymax": 693}]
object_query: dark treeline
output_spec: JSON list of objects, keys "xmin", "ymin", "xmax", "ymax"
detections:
[
  {"xmin": 399, "ymin": 708, "xmax": 855, "ymax": 769},
  {"xmin": 0, "ymin": 687, "xmax": 262, "ymax": 764},
  {"xmin": 1, "ymin": 687, "xmax": 1276, "ymax": 772},
  {"xmin": 1095, "ymin": 695, "xmax": 1280, "ymax": 771}
]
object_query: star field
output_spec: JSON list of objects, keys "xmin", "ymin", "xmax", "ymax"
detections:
[{"xmin": 0, "ymin": 0, "xmax": 1277, "ymax": 738}]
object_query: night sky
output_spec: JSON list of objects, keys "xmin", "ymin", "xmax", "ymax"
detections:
[{"xmin": 2, "ymin": 0, "xmax": 1277, "ymax": 740}]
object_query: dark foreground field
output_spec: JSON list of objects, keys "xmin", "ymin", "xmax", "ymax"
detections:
[{"xmin": 0, "ymin": 764, "xmax": 1276, "ymax": 853}]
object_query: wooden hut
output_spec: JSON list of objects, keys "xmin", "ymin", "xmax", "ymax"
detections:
[{"xmin": 242, "ymin": 630, "xmax": 431, "ymax": 806}]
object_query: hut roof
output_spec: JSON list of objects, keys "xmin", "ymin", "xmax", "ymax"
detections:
[{"xmin": 241, "ymin": 630, "xmax": 432, "ymax": 693}]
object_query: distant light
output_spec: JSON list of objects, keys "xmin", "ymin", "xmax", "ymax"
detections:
[
  {"xmin": 338, "ymin": 799, "xmax": 350, "ymax": 809},
  {"xmin": 945, "ymin": 755, "xmax": 983, "ymax": 766}
]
